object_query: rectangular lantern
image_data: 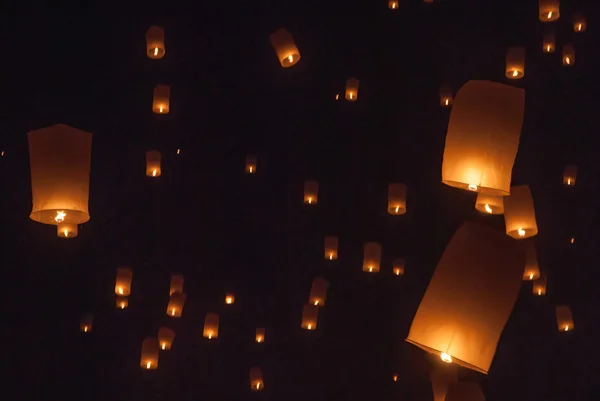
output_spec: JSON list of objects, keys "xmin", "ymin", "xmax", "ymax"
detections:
[
  {"xmin": 301, "ymin": 304, "xmax": 318, "ymax": 330},
  {"xmin": 255, "ymin": 328, "xmax": 265, "ymax": 343},
  {"xmin": 562, "ymin": 44, "xmax": 575, "ymax": 66},
  {"xmin": 556, "ymin": 305, "xmax": 574, "ymax": 332},
  {"xmin": 538, "ymin": 0, "xmax": 560, "ymax": 22},
  {"xmin": 505, "ymin": 46, "xmax": 525, "ymax": 79},
  {"xmin": 430, "ymin": 366, "xmax": 458, "ymax": 401},
  {"xmin": 140, "ymin": 338, "xmax": 159, "ymax": 370},
  {"xmin": 225, "ymin": 293, "xmax": 235, "ymax": 304},
  {"xmin": 116, "ymin": 296, "xmax": 128, "ymax": 309},
  {"xmin": 363, "ymin": 242, "xmax": 382, "ymax": 273},
  {"xmin": 475, "ymin": 193, "xmax": 504, "ymax": 215},
  {"xmin": 442, "ymin": 81, "xmax": 525, "ymax": 195},
  {"xmin": 393, "ymin": 258, "xmax": 405, "ymax": 276},
  {"xmin": 80, "ymin": 315, "xmax": 93, "ymax": 333},
  {"xmin": 146, "ymin": 151, "xmax": 162, "ymax": 177},
  {"xmin": 406, "ymin": 222, "xmax": 524, "ymax": 374},
  {"xmin": 152, "ymin": 84, "xmax": 170, "ymax": 114},
  {"xmin": 158, "ymin": 327, "xmax": 175, "ymax": 350},
  {"xmin": 324, "ymin": 236, "xmax": 339, "ymax": 260},
  {"xmin": 389, "ymin": 0, "xmax": 399, "ymax": 9},
  {"xmin": 170, "ymin": 274, "xmax": 184, "ymax": 295},
  {"xmin": 309, "ymin": 277, "xmax": 330, "ymax": 306},
  {"xmin": 542, "ymin": 32, "xmax": 555, "ymax": 53},
  {"xmin": 115, "ymin": 267, "xmax": 133, "ymax": 296},
  {"xmin": 304, "ymin": 180, "xmax": 319, "ymax": 204},
  {"xmin": 533, "ymin": 275, "xmax": 547, "ymax": 295},
  {"xmin": 246, "ymin": 154, "xmax": 257, "ymax": 174},
  {"xmin": 522, "ymin": 239, "xmax": 540, "ymax": 281},
  {"xmin": 440, "ymin": 85, "xmax": 453, "ymax": 107},
  {"xmin": 146, "ymin": 25, "xmax": 166, "ymax": 59},
  {"xmin": 203, "ymin": 312, "xmax": 219, "ymax": 339},
  {"xmin": 270, "ymin": 28, "xmax": 301, "ymax": 68},
  {"xmin": 57, "ymin": 223, "xmax": 78, "ymax": 239},
  {"xmin": 504, "ymin": 185, "xmax": 539, "ymax": 239},
  {"xmin": 345, "ymin": 78, "xmax": 359, "ymax": 101},
  {"xmin": 563, "ymin": 165, "xmax": 577, "ymax": 186},
  {"xmin": 573, "ymin": 13, "xmax": 586, "ymax": 32},
  {"xmin": 388, "ymin": 183, "xmax": 407, "ymax": 215},
  {"xmin": 249, "ymin": 367, "xmax": 264, "ymax": 391},
  {"xmin": 166, "ymin": 292, "xmax": 186, "ymax": 317},
  {"xmin": 445, "ymin": 382, "xmax": 485, "ymax": 401}
]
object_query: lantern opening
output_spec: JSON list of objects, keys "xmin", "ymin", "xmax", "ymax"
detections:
[
  {"xmin": 55, "ymin": 211, "xmax": 66, "ymax": 223},
  {"xmin": 441, "ymin": 353, "xmax": 453, "ymax": 363},
  {"xmin": 468, "ymin": 184, "xmax": 478, "ymax": 191},
  {"xmin": 517, "ymin": 228, "xmax": 526, "ymax": 237},
  {"xmin": 484, "ymin": 204, "xmax": 492, "ymax": 214}
]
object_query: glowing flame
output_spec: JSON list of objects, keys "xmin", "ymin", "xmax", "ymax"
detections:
[
  {"xmin": 517, "ymin": 228, "xmax": 526, "ymax": 237},
  {"xmin": 394, "ymin": 268, "xmax": 400, "ymax": 276},
  {"xmin": 570, "ymin": 237, "xmax": 575, "ymax": 244},
  {"xmin": 177, "ymin": 148, "xmax": 180, "ymax": 155},
  {"xmin": 393, "ymin": 375, "xmax": 398, "ymax": 381},
  {"xmin": 55, "ymin": 211, "xmax": 66, "ymax": 223},
  {"xmin": 445, "ymin": 98, "xmax": 449, "ymax": 106},
  {"xmin": 329, "ymin": 253, "xmax": 333, "ymax": 260},
  {"xmin": 577, "ymin": 24, "xmax": 582, "ymax": 31},
  {"xmin": 529, "ymin": 273, "xmax": 534, "ymax": 280},
  {"xmin": 335, "ymin": 94, "xmax": 340, "ymax": 100},
  {"xmin": 537, "ymin": 289, "xmax": 542, "ymax": 295},
  {"xmin": 226, "ymin": 296, "xmax": 233, "ymax": 304},
  {"xmin": 512, "ymin": 70, "xmax": 518, "ymax": 77},
  {"xmin": 349, "ymin": 92, "xmax": 354, "ymax": 100},
  {"xmin": 395, "ymin": 205, "xmax": 399, "ymax": 213},
  {"xmin": 146, "ymin": 361, "xmax": 151, "ymax": 369},
  {"xmin": 64, "ymin": 230, "xmax": 69, "ymax": 237},
  {"xmin": 567, "ymin": 178, "xmax": 571, "ymax": 185},
  {"xmin": 565, "ymin": 325, "xmax": 569, "ymax": 331},
  {"xmin": 288, "ymin": 55, "xmax": 293, "ymax": 63},
  {"xmin": 83, "ymin": 326, "xmax": 88, "ymax": 332},
  {"xmin": 152, "ymin": 169, "xmax": 157, "ymax": 177},
  {"xmin": 1, "ymin": 151, "xmax": 4, "ymax": 156},
  {"xmin": 440, "ymin": 353, "xmax": 452, "ymax": 363},
  {"xmin": 171, "ymin": 308, "xmax": 176, "ymax": 316},
  {"xmin": 314, "ymin": 300, "xmax": 319, "ymax": 306},
  {"xmin": 256, "ymin": 383, "xmax": 261, "ymax": 389},
  {"xmin": 153, "ymin": 47, "xmax": 159, "ymax": 56},
  {"xmin": 118, "ymin": 287, "xmax": 123, "ymax": 295},
  {"xmin": 307, "ymin": 324, "xmax": 312, "ymax": 330},
  {"xmin": 547, "ymin": 11, "xmax": 552, "ymax": 19},
  {"xmin": 565, "ymin": 57, "xmax": 571, "ymax": 65},
  {"xmin": 249, "ymin": 166, "xmax": 253, "ymax": 173},
  {"xmin": 307, "ymin": 197, "xmax": 313, "ymax": 204},
  {"xmin": 547, "ymin": 45, "xmax": 551, "ymax": 52},
  {"xmin": 391, "ymin": 3, "xmax": 396, "ymax": 8},
  {"xmin": 159, "ymin": 105, "xmax": 164, "ymax": 113},
  {"xmin": 484, "ymin": 204, "xmax": 492, "ymax": 214},
  {"xmin": 467, "ymin": 184, "xmax": 478, "ymax": 191},
  {"xmin": 208, "ymin": 332, "xmax": 213, "ymax": 339},
  {"xmin": 120, "ymin": 302, "xmax": 126, "ymax": 309},
  {"xmin": 161, "ymin": 343, "xmax": 166, "ymax": 350},
  {"xmin": 257, "ymin": 336, "xmax": 263, "ymax": 343},
  {"xmin": 368, "ymin": 266, "xmax": 373, "ymax": 272}
]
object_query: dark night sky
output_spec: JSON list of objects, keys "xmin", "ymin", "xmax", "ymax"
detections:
[{"xmin": 1, "ymin": 1, "xmax": 599, "ymax": 400}]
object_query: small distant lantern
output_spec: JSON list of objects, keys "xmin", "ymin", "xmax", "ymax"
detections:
[
  {"xmin": 140, "ymin": 338, "xmax": 159, "ymax": 370},
  {"xmin": 255, "ymin": 328, "xmax": 265, "ymax": 343},
  {"xmin": 152, "ymin": 85, "xmax": 170, "ymax": 114},
  {"xmin": 324, "ymin": 236, "xmax": 339, "ymax": 260},
  {"xmin": 269, "ymin": 28, "xmax": 301, "ymax": 68},
  {"xmin": 203, "ymin": 312, "xmax": 219, "ymax": 339},
  {"xmin": 389, "ymin": 0, "xmax": 399, "ymax": 9},
  {"xmin": 225, "ymin": 293, "xmax": 235, "ymax": 305},
  {"xmin": 116, "ymin": 296, "xmax": 128, "ymax": 309},
  {"xmin": 115, "ymin": 267, "xmax": 133, "ymax": 296},
  {"xmin": 170, "ymin": 274, "xmax": 184, "ymax": 296},
  {"xmin": 246, "ymin": 155, "xmax": 257, "ymax": 174},
  {"xmin": 563, "ymin": 165, "xmax": 577, "ymax": 186},
  {"xmin": 309, "ymin": 277, "xmax": 330, "ymax": 306},
  {"xmin": 504, "ymin": 185, "xmax": 538, "ymax": 239},
  {"xmin": 475, "ymin": 193, "xmax": 504, "ymax": 215},
  {"xmin": 393, "ymin": 374, "xmax": 398, "ymax": 382},
  {"xmin": 363, "ymin": 242, "xmax": 382, "ymax": 273},
  {"xmin": 542, "ymin": 32, "xmax": 556, "ymax": 53},
  {"xmin": 146, "ymin": 151, "xmax": 162, "ymax": 177},
  {"xmin": 562, "ymin": 44, "xmax": 575, "ymax": 66},
  {"xmin": 572, "ymin": 13, "xmax": 586, "ymax": 32},
  {"xmin": 301, "ymin": 304, "xmax": 318, "ymax": 330},
  {"xmin": 522, "ymin": 240, "xmax": 540, "ymax": 281},
  {"xmin": 538, "ymin": 0, "xmax": 560, "ymax": 22},
  {"xmin": 556, "ymin": 305, "xmax": 574, "ymax": 332},
  {"xmin": 57, "ymin": 223, "xmax": 78, "ymax": 238},
  {"xmin": 533, "ymin": 275, "xmax": 547, "ymax": 296},
  {"xmin": 146, "ymin": 26, "xmax": 166, "ymax": 59},
  {"xmin": 345, "ymin": 78, "xmax": 359, "ymax": 101},
  {"xmin": 303, "ymin": 180, "xmax": 319, "ymax": 204},
  {"xmin": 80, "ymin": 315, "xmax": 93, "ymax": 333},
  {"xmin": 158, "ymin": 327, "xmax": 175, "ymax": 350},
  {"xmin": 440, "ymin": 85, "xmax": 453, "ymax": 107},
  {"xmin": 505, "ymin": 47, "xmax": 525, "ymax": 79},
  {"xmin": 569, "ymin": 236, "xmax": 575, "ymax": 244},
  {"xmin": 166, "ymin": 292, "xmax": 187, "ymax": 317},
  {"xmin": 445, "ymin": 382, "xmax": 485, "ymax": 401},
  {"xmin": 393, "ymin": 258, "xmax": 405, "ymax": 276},
  {"xmin": 388, "ymin": 183, "xmax": 407, "ymax": 215},
  {"xmin": 249, "ymin": 367, "xmax": 265, "ymax": 391}
]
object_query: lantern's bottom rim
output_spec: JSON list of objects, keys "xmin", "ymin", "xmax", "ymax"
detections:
[
  {"xmin": 506, "ymin": 228, "xmax": 538, "ymax": 239},
  {"xmin": 404, "ymin": 339, "xmax": 489, "ymax": 374},
  {"xmin": 474, "ymin": 204, "xmax": 504, "ymax": 215},
  {"xmin": 441, "ymin": 180, "xmax": 510, "ymax": 196},
  {"xmin": 30, "ymin": 209, "xmax": 89, "ymax": 225}
]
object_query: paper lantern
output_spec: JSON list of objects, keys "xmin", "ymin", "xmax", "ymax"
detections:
[
  {"xmin": 203, "ymin": 312, "xmax": 219, "ymax": 339},
  {"xmin": 539, "ymin": 0, "xmax": 560, "ymax": 22},
  {"xmin": 563, "ymin": 165, "xmax": 577, "ymax": 186},
  {"xmin": 505, "ymin": 47, "xmax": 525, "ymax": 79},
  {"xmin": 533, "ymin": 275, "xmax": 547, "ymax": 296},
  {"xmin": 504, "ymin": 185, "xmax": 538, "ymax": 239},
  {"xmin": 363, "ymin": 242, "xmax": 382, "ymax": 273},
  {"xmin": 441, "ymin": 81, "xmax": 525, "ymax": 195},
  {"xmin": 249, "ymin": 367, "xmax": 264, "ymax": 391},
  {"xmin": 304, "ymin": 180, "xmax": 319, "ymax": 204},
  {"xmin": 301, "ymin": 304, "xmax": 318, "ymax": 330},
  {"xmin": 445, "ymin": 382, "xmax": 485, "ymax": 401},
  {"xmin": 324, "ymin": 236, "xmax": 339, "ymax": 260},
  {"xmin": 170, "ymin": 274, "xmax": 184, "ymax": 296},
  {"xmin": 393, "ymin": 258, "xmax": 405, "ymax": 276},
  {"xmin": 573, "ymin": 13, "xmax": 586, "ymax": 32},
  {"xmin": 80, "ymin": 315, "xmax": 93, "ymax": 333},
  {"xmin": 145, "ymin": 26, "xmax": 165, "ymax": 59},
  {"xmin": 115, "ymin": 267, "xmax": 133, "ymax": 296},
  {"xmin": 116, "ymin": 296, "xmax": 128, "ymax": 309},
  {"xmin": 255, "ymin": 328, "xmax": 265, "ymax": 343},
  {"xmin": 57, "ymin": 223, "xmax": 78, "ymax": 239},
  {"xmin": 430, "ymin": 366, "xmax": 458, "ymax": 401},
  {"xmin": 309, "ymin": 277, "xmax": 330, "ymax": 306},
  {"xmin": 556, "ymin": 305, "xmax": 574, "ymax": 332},
  {"xmin": 158, "ymin": 327, "xmax": 175, "ymax": 350},
  {"xmin": 152, "ymin": 85, "xmax": 170, "ymax": 114},
  {"xmin": 140, "ymin": 338, "xmax": 159, "ymax": 370},
  {"xmin": 542, "ymin": 32, "xmax": 556, "ymax": 53},
  {"xmin": 269, "ymin": 28, "xmax": 300, "ymax": 68},
  {"xmin": 225, "ymin": 293, "xmax": 235, "ymax": 304},
  {"xmin": 166, "ymin": 292, "xmax": 186, "ymax": 317},
  {"xmin": 388, "ymin": 183, "xmax": 407, "ymax": 215},
  {"xmin": 475, "ymin": 193, "xmax": 504, "ymax": 215},
  {"xmin": 246, "ymin": 154, "xmax": 257, "ymax": 174},
  {"xmin": 393, "ymin": 374, "xmax": 398, "ymax": 382},
  {"xmin": 522, "ymin": 240, "xmax": 540, "ymax": 281},
  {"xmin": 440, "ymin": 85, "xmax": 453, "ymax": 107},
  {"xmin": 146, "ymin": 151, "xmax": 161, "ymax": 177},
  {"xmin": 562, "ymin": 44, "xmax": 575, "ymax": 66},
  {"xmin": 28, "ymin": 124, "xmax": 92, "ymax": 226},
  {"xmin": 406, "ymin": 222, "xmax": 524, "ymax": 374},
  {"xmin": 345, "ymin": 78, "xmax": 359, "ymax": 101},
  {"xmin": 389, "ymin": 0, "xmax": 399, "ymax": 9}
]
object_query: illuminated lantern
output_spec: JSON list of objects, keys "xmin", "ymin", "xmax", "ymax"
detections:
[
  {"xmin": 563, "ymin": 165, "xmax": 577, "ymax": 186},
  {"xmin": 504, "ymin": 185, "xmax": 538, "ymax": 239},
  {"xmin": 301, "ymin": 304, "xmax": 318, "ymax": 330},
  {"xmin": 430, "ymin": 366, "xmax": 458, "ymax": 401},
  {"xmin": 309, "ymin": 277, "xmax": 330, "ymax": 306},
  {"xmin": 440, "ymin": 85, "xmax": 453, "ymax": 107},
  {"xmin": 389, "ymin": 0, "xmax": 399, "ymax": 9},
  {"xmin": 562, "ymin": 44, "xmax": 575, "ymax": 66},
  {"xmin": 533, "ymin": 275, "xmax": 547, "ymax": 296},
  {"xmin": 116, "ymin": 296, "xmax": 128, "ymax": 309},
  {"xmin": 115, "ymin": 267, "xmax": 133, "ymax": 296},
  {"xmin": 80, "ymin": 315, "xmax": 93, "ymax": 333},
  {"xmin": 388, "ymin": 183, "xmax": 407, "ymax": 215},
  {"xmin": 225, "ymin": 293, "xmax": 235, "ymax": 305},
  {"xmin": 246, "ymin": 154, "xmax": 257, "ymax": 174},
  {"xmin": 522, "ymin": 240, "xmax": 540, "ymax": 281},
  {"xmin": 140, "ymin": 338, "xmax": 159, "ymax": 370},
  {"xmin": 166, "ymin": 292, "xmax": 186, "ymax": 317},
  {"xmin": 146, "ymin": 151, "xmax": 161, "ymax": 177},
  {"xmin": 158, "ymin": 327, "xmax": 175, "ymax": 350},
  {"xmin": 249, "ymin": 367, "xmax": 264, "ymax": 391},
  {"xmin": 269, "ymin": 28, "xmax": 300, "ymax": 68},
  {"xmin": 542, "ymin": 32, "xmax": 556, "ymax": 53},
  {"xmin": 505, "ymin": 47, "xmax": 525, "ymax": 79},
  {"xmin": 152, "ymin": 85, "xmax": 170, "ymax": 114},
  {"xmin": 573, "ymin": 13, "xmax": 586, "ymax": 32},
  {"xmin": 57, "ymin": 223, "xmax": 78, "ymax": 239},
  {"xmin": 363, "ymin": 242, "xmax": 382, "ymax": 273},
  {"xmin": 556, "ymin": 305, "xmax": 574, "ymax": 332},
  {"xmin": 170, "ymin": 274, "xmax": 184, "ymax": 296},
  {"xmin": 203, "ymin": 312, "xmax": 219, "ymax": 339},
  {"xmin": 304, "ymin": 180, "xmax": 319, "ymax": 204},
  {"xmin": 146, "ymin": 26, "xmax": 165, "ymax": 59},
  {"xmin": 324, "ymin": 236, "xmax": 339, "ymax": 260},
  {"xmin": 441, "ymin": 81, "xmax": 525, "ymax": 195},
  {"xmin": 28, "ymin": 124, "xmax": 92, "ymax": 228},
  {"xmin": 445, "ymin": 382, "xmax": 485, "ymax": 401},
  {"xmin": 393, "ymin": 374, "xmax": 398, "ymax": 382},
  {"xmin": 345, "ymin": 78, "xmax": 359, "ymax": 101},
  {"xmin": 255, "ymin": 328, "xmax": 265, "ymax": 343},
  {"xmin": 538, "ymin": 0, "xmax": 560, "ymax": 22},
  {"xmin": 406, "ymin": 222, "xmax": 524, "ymax": 374},
  {"xmin": 393, "ymin": 258, "xmax": 405, "ymax": 276},
  {"xmin": 475, "ymin": 193, "xmax": 504, "ymax": 215}
]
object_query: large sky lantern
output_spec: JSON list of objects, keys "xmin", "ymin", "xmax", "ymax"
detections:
[
  {"xmin": 80, "ymin": 315, "xmax": 93, "ymax": 333},
  {"xmin": 563, "ymin": 165, "xmax": 577, "ymax": 186},
  {"xmin": 145, "ymin": 26, "xmax": 166, "ymax": 59},
  {"xmin": 387, "ymin": 183, "xmax": 407, "ymax": 215},
  {"xmin": 170, "ymin": 274, "xmax": 184, "ymax": 296},
  {"xmin": 345, "ymin": 78, "xmax": 359, "ymax": 101},
  {"xmin": 538, "ymin": 0, "xmax": 560, "ymax": 22},
  {"xmin": 57, "ymin": 223, "xmax": 78, "ymax": 239},
  {"xmin": 249, "ymin": 367, "xmax": 265, "ymax": 391},
  {"xmin": 393, "ymin": 258, "xmax": 405, "ymax": 276},
  {"xmin": 475, "ymin": 193, "xmax": 504, "ymax": 215},
  {"xmin": 441, "ymin": 80, "xmax": 525, "ymax": 195},
  {"xmin": 269, "ymin": 28, "xmax": 300, "ymax": 68},
  {"xmin": 309, "ymin": 277, "xmax": 330, "ymax": 307},
  {"xmin": 255, "ymin": 328, "xmax": 266, "ymax": 343},
  {"xmin": 505, "ymin": 46, "xmax": 525, "ymax": 79},
  {"xmin": 388, "ymin": 0, "xmax": 399, "ymax": 10},
  {"xmin": 445, "ymin": 382, "xmax": 485, "ymax": 401},
  {"xmin": 439, "ymin": 85, "xmax": 453, "ymax": 107},
  {"xmin": 152, "ymin": 85, "xmax": 170, "ymax": 114},
  {"xmin": 504, "ymin": 185, "xmax": 539, "ymax": 239},
  {"xmin": 562, "ymin": 44, "xmax": 575, "ymax": 66},
  {"xmin": 406, "ymin": 222, "xmax": 524, "ymax": 374},
  {"xmin": 572, "ymin": 13, "xmax": 586, "ymax": 32},
  {"xmin": 543, "ymin": 32, "xmax": 556, "ymax": 53},
  {"xmin": 203, "ymin": 313, "xmax": 219, "ymax": 339},
  {"xmin": 533, "ymin": 274, "xmax": 547, "ymax": 296},
  {"xmin": 301, "ymin": 304, "xmax": 319, "ymax": 330},
  {"xmin": 522, "ymin": 239, "xmax": 540, "ymax": 281},
  {"xmin": 324, "ymin": 236, "xmax": 339, "ymax": 260},
  {"xmin": 430, "ymin": 365, "xmax": 458, "ymax": 401},
  {"xmin": 28, "ymin": 124, "xmax": 92, "ymax": 232},
  {"xmin": 115, "ymin": 267, "xmax": 133, "ymax": 296},
  {"xmin": 363, "ymin": 242, "xmax": 382, "ymax": 273},
  {"xmin": 116, "ymin": 296, "xmax": 128, "ymax": 309},
  {"xmin": 303, "ymin": 180, "xmax": 319, "ymax": 204},
  {"xmin": 166, "ymin": 292, "xmax": 186, "ymax": 317},
  {"xmin": 245, "ymin": 154, "xmax": 257, "ymax": 174},
  {"xmin": 146, "ymin": 151, "xmax": 162, "ymax": 177},
  {"xmin": 140, "ymin": 338, "xmax": 159, "ymax": 370},
  {"xmin": 556, "ymin": 305, "xmax": 574, "ymax": 332},
  {"xmin": 158, "ymin": 327, "xmax": 175, "ymax": 350}
]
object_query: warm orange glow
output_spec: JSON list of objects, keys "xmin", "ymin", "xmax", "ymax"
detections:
[
  {"xmin": 505, "ymin": 47, "xmax": 525, "ymax": 79},
  {"xmin": 270, "ymin": 28, "xmax": 301, "ymax": 68},
  {"xmin": 393, "ymin": 374, "xmax": 398, "ymax": 381},
  {"xmin": 146, "ymin": 151, "xmax": 162, "ymax": 177},
  {"xmin": 154, "ymin": 47, "xmax": 158, "ymax": 56},
  {"xmin": 547, "ymin": 11, "xmax": 552, "ymax": 18},
  {"xmin": 176, "ymin": 148, "xmax": 180, "ymax": 154},
  {"xmin": 118, "ymin": 287, "xmax": 123, "ymax": 295},
  {"xmin": 475, "ymin": 193, "xmax": 504, "ymax": 215},
  {"xmin": 304, "ymin": 180, "xmax": 319, "ymax": 204},
  {"xmin": 204, "ymin": 312, "xmax": 220, "ymax": 339},
  {"xmin": 115, "ymin": 267, "xmax": 133, "ymax": 296},
  {"xmin": 146, "ymin": 26, "xmax": 166, "ymax": 59},
  {"xmin": 225, "ymin": 294, "xmax": 235, "ymax": 304},
  {"xmin": 152, "ymin": 169, "xmax": 157, "ymax": 177},
  {"xmin": 55, "ymin": 211, "xmax": 66, "ymax": 223},
  {"xmin": 249, "ymin": 166, "xmax": 253, "ymax": 173},
  {"xmin": 570, "ymin": 237, "xmax": 575, "ymax": 244},
  {"xmin": 388, "ymin": 183, "xmax": 407, "ymax": 215},
  {"xmin": 345, "ymin": 78, "xmax": 359, "ymax": 101},
  {"xmin": 556, "ymin": 305, "xmax": 574, "ymax": 332},
  {"xmin": 166, "ymin": 292, "xmax": 186, "ymax": 317},
  {"xmin": 445, "ymin": 99, "xmax": 449, "ymax": 106},
  {"xmin": 83, "ymin": 326, "xmax": 89, "ymax": 332},
  {"xmin": 171, "ymin": 308, "xmax": 176, "ymax": 316},
  {"xmin": 504, "ymin": 185, "xmax": 538, "ymax": 239},
  {"xmin": 468, "ymin": 184, "xmax": 478, "ymax": 191},
  {"xmin": 161, "ymin": 343, "xmax": 166, "ymax": 350},
  {"xmin": 394, "ymin": 268, "xmax": 401, "ymax": 276},
  {"xmin": 140, "ymin": 338, "xmax": 159, "ymax": 369},
  {"xmin": 565, "ymin": 57, "xmax": 570, "ymax": 64},
  {"xmin": 562, "ymin": 44, "xmax": 575, "ymax": 66},
  {"xmin": 363, "ymin": 242, "xmax": 382, "ymax": 273},
  {"xmin": 335, "ymin": 94, "xmax": 340, "ymax": 100},
  {"xmin": 302, "ymin": 304, "xmax": 318, "ymax": 330},
  {"xmin": 158, "ymin": 327, "xmax": 175, "ymax": 350},
  {"xmin": 120, "ymin": 302, "xmax": 126, "ymax": 309},
  {"xmin": 329, "ymin": 253, "xmax": 333, "ymax": 260},
  {"xmin": 116, "ymin": 296, "xmax": 128, "ymax": 309},
  {"xmin": 324, "ymin": 236, "xmax": 339, "ymax": 260},
  {"xmin": 308, "ymin": 324, "xmax": 312, "ymax": 329},
  {"xmin": 255, "ymin": 328, "xmax": 266, "ymax": 343},
  {"xmin": 152, "ymin": 85, "xmax": 170, "ymax": 114},
  {"xmin": 484, "ymin": 204, "xmax": 492, "ymax": 214},
  {"xmin": 547, "ymin": 45, "xmax": 551, "ymax": 52},
  {"xmin": 517, "ymin": 228, "xmax": 526, "ymax": 237},
  {"xmin": 441, "ymin": 353, "xmax": 453, "ymax": 363}
]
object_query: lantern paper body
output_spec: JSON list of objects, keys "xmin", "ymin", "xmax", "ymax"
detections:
[
  {"xmin": 301, "ymin": 304, "xmax": 318, "ymax": 330},
  {"xmin": 255, "ymin": 328, "xmax": 265, "ymax": 343},
  {"xmin": 166, "ymin": 292, "xmax": 186, "ymax": 317},
  {"xmin": 304, "ymin": 180, "xmax": 319, "ymax": 204},
  {"xmin": 158, "ymin": 327, "xmax": 175, "ymax": 350},
  {"xmin": 440, "ymin": 85, "xmax": 453, "ymax": 107},
  {"xmin": 441, "ymin": 80, "xmax": 525, "ymax": 195},
  {"xmin": 533, "ymin": 275, "xmax": 547, "ymax": 296},
  {"xmin": 309, "ymin": 277, "xmax": 330, "ymax": 306},
  {"xmin": 562, "ymin": 44, "xmax": 575, "ymax": 66},
  {"xmin": 505, "ymin": 47, "xmax": 525, "ymax": 79},
  {"xmin": 225, "ymin": 293, "xmax": 235, "ymax": 304},
  {"xmin": 345, "ymin": 78, "xmax": 359, "ymax": 101},
  {"xmin": 204, "ymin": 313, "xmax": 219, "ymax": 339},
  {"xmin": 146, "ymin": 26, "xmax": 166, "ymax": 59},
  {"xmin": 115, "ymin": 267, "xmax": 133, "ymax": 296},
  {"xmin": 80, "ymin": 315, "xmax": 93, "ymax": 333},
  {"xmin": 388, "ymin": 183, "xmax": 407, "ymax": 215},
  {"xmin": 522, "ymin": 240, "xmax": 540, "ymax": 281},
  {"xmin": 388, "ymin": 0, "xmax": 399, "ymax": 9},
  {"xmin": 563, "ymin": 165, "xmax": 577, "ymax": 186},
  {"xmin": 57, "ymin": 223, "xmax": 78, "ymax": 238},
  {"xmin": 269, "ymin": 28, "xmax": 300, "ymax": 67},
  {"xmin": 393, "ymin": 258, "xmax": 405, "ymax": 276},
  {"xmin": 249, "ymin": 367, "xmax": 264, "ymax": 391},
  {"xmin": 170, "ymin": 274, "xmax": 184, "ymax": 296},
  {"xmin": 146, "ymin": 151, "xmax": 161, "ymax": 177},
  {"xmin": 543, "ymin": 32, "xmax": 556, "ymax": 53},
  {"xmin": 405, "ymin": 222, "xmax": 524, "ymax": 374},
  {"xmin": 504, "ymin": 185, "xmax": 538, "ymax": 239},
  {"xmin": 363, "ymin": 242, "xmax": 382, "ymax": 273},
  {"xmin": 152, "ymin": 85, "xmax": 170, "ymax": 114},
  {"xmin": 445, "ymin": 382, "xmax": 485, "ymax": 401},
  {"xmin": 539, "ymin": 0, "xmax": 560, "ymax": 22},
  {"xmin": 556, "ymin": 305, "xmax": 574, "ymax": 332},
  {"xmin": 324, "ymin": 236, "xmax": 339, "ymax": 260},
  {"xmin": 475, "ymin": 193, "xmax": 504, "ymax": 215},
  {"xmin": 430, "ymin": 366, "xmax": 458, "ymax": 401},
  {"xmin": 140, "ymin": 338, "xmax": 159, "ymax": 370},
  {"xmin": 573, "ymin": 14, "xmax": 586, "ymax": 32},
  {"xmin": 116, "ymin": 296, "xmax": 128, "ymax": 309},
  {"xmin": 246, "ymin": 155, "xmax": 257, "ymax": 174},
  {"xmin": 28, "ymin": 124, "xmax": 92, "ymax": 225}
]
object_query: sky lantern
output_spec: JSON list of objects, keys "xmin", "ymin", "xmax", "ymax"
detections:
[
  {"xmin": 28, "ymin": 124, "xmax": 92, "ymax": 233},
  {"xmin": 363, "ymin": 242, "xmax": 382, "ymax": 273},
  {"xmin": 406, "ymin": 222, "xmax": 524, "ymax": 374},
  {"xmin": 542, "ymin": 32, "xmax": 556, "ymax": 53},
  {"xmin": 562, "ymin": 44, "xmax": 575, "ymax": 66},
  {"xmin": 522, "ymin": 240, "xmax": 540, "ymax": 281},
  {"xmin": 505, "ymin": 47, "xmax": 525, "ymax": 79},
  {"xmin": 441, "ymin": 80, "xmax": 525, "ymax": 195},
  {"xmin": 203, "ymin": 313, "xmax": 219, "ymax": 339},
  {"xmin": 152, "ymin": 85, "xmax": 170, "ymax": 114},
  {"xmin": 430, "ymin": 365, "xmax": 458, "ymax": 401},
  {"xmin": 504, "ymin": 185, "xmax": 538, "ymax": 239},
  {"xmin": 301, "ymin": 304, "xmax": 318, "ymax": 330},
  {"xmin": 80, "ymin": 315, "xmax": 93, "ymax": 333},
  {"xmin": 225, "ymin": 293, "xmax": 235, "ymax": 304},
  {"xmin": 475, "ymin": 193, "xmax": 504, "ymax": 215},
  {"xmin": 246, "ymin": 154, "xmax": 257, "ymax": 174},
  {"xmin": 556, "ymin": 305, "xmax": 574, "ymax": 332},
  {"xmin": 140, "ymin": 338, "xmax": 159, "ymax": 370},
  {"xmin": 249, "ymin": 367, "xmax": 265, "ymax": 391},
  {"xmin": 116, "ymin": 296, "xmax": 128, "ymax": 309},
  {"xmin": 324, "ymin": 236, "xmax": 339, "ymax": 260},
  {"xmin": 445, "ymin": 382, "xmax": 485, "ymax": 401},
  {"xmin": 166, "ymin": 292, "xmax": 186, "ymax": 317},
  {"xmin": 57, "ymin": 223, "xmax": 78, "ymax": 239},
  {"xmin": 388, "ymin": 0, "xmax": 399, "ymax": 9},
  {"xmin": 393, "ymin": 258, "xmax": 405, "ymax": 276},
  {"xmin": 563, "ymin": 165, "xmax": 577, "ymax": 186},
  {"xmin": 572, "ymin": 13, "xmax": 586, "ymax": 32},
  {"xmin": 345, "ymin": 78, "xmax": 359, "ymax": 101},
  {"xmin": 115, "ymin": 267, "xmax": 133, "ymax": 296},
  {"xmin": 170, "ymin": 274, "xmax": 184, "ymax": 296},
  {"xmin": 158, "ymin": 327, "xmax": 175, "ymax": 350},
  {"xmin": 146, "ymin": 151, "xmax": 162, "ymax": 177},
  {"xmin": 439, "ymin": 85, "xmax": 453, "ymax": 107},
  {"xmin": 388, "ymin": 183, "xmax": 407, "ymax": 215},
  {"xmin": 538, "ymin": 0, "xmax": 560, "ymax": 22},
  {"xmin": 304, "ymin": 180, "xmax": 319, "ymax": 204},
  {"xmin": 269, "ymin": 28, "xmax": 300, "ymax": 67},
  {"xmin": 255, "ymin": 328, "xmax": 266, "ymax": 343},
  {"xmin": 533, "ymin": 275, "xmax": 547, "ymax": 296},
  {"xmin": 309, "ymin": 277, "xmax": 330, "ymax": 306},
  {"xmin": 146, "ymin": 26, "xmax": 165, "ymax": 59}
]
